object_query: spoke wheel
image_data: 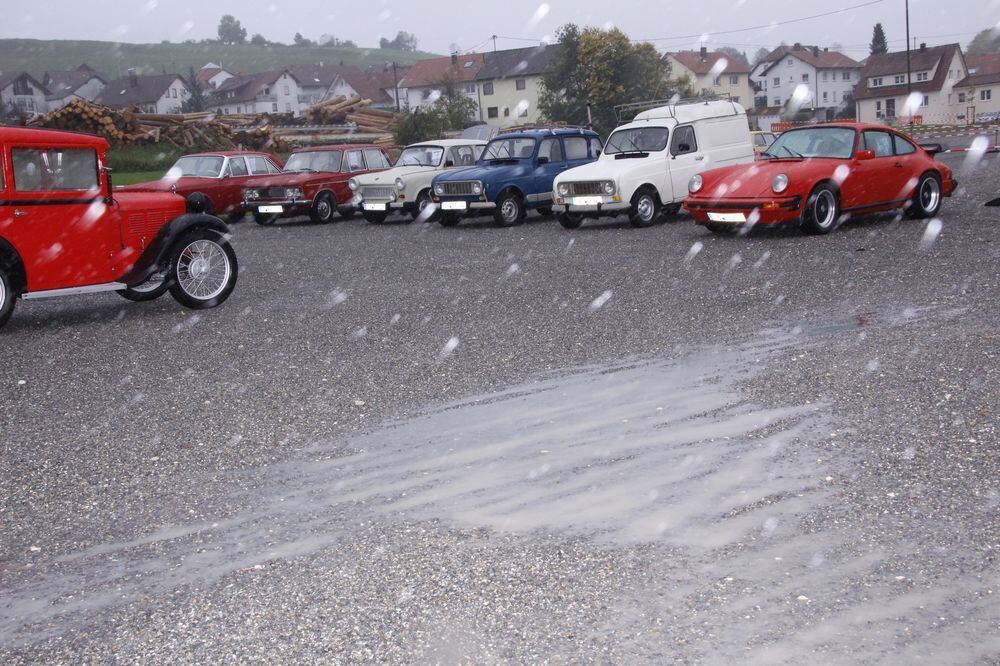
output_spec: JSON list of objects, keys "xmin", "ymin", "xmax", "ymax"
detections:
[
  {"xmin": 168, "ymin": 230, "xmax": 239, "ymax": 309},
  {"xmin": 119, "ymin": 274, "xmax": 170, "ymax": 302}
]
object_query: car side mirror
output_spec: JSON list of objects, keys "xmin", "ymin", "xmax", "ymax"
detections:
[
  {"xmin": 855, "ymin": 149, "xmax": 875, "ymax": 161},
  {"xmin": 445, "ymin": 160, "xmax": 455, "ymax": 167},
  {"xmin": 538, "ymin": 156, "xmax": 550, "ymax": 165}
]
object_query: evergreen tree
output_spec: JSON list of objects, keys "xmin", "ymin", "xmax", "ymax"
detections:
[{"xmin": 870, "ymin": 23, "xmax": 888, "ymax": 56}]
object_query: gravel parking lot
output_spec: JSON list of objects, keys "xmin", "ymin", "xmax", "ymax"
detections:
[{"xmin": 1, "ymin": 152, "xmax": 998, "ymax": 663}]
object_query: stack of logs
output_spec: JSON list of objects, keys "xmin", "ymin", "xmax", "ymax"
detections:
[
  {"xmin": 29, "ymin": 99, "xmax": 287, "ymax": 152},
  {"xmin": 301, "ymin": 95, "xmax": 396, "ymax": 133}
]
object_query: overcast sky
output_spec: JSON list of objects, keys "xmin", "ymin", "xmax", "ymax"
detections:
[{"xmin": 4, "ymin": 0, "xmax": 999, "ymax": 58}]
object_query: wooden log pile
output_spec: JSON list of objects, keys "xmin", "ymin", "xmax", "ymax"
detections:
[{"xmin": 301, "ymin": 95, "xmax": 396, "ymax": 133}]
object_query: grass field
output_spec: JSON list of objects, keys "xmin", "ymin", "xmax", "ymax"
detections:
[
  {"xmin": 114, "ymin": 171, "xmax": 163, "ymax": 186},
  {"xmin": 0, "ymin": 39, "xmax": 436, "ymax": 80}
]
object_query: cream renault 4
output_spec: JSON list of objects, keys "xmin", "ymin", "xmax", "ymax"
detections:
[{"xmin": 552, "ymin": 99, "xmax": 754, "ymax": 229}]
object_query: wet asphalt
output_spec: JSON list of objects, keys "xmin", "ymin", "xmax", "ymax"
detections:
[{"xmin": 0, "ymin": 152, "xmax": 997, "ymax": 663}]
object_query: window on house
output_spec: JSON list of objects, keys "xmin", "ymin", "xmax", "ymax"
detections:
[
  {"xmin": 982, "ymin": 89, "xmax": 993, "ymax": 101},
  {"xmin": 921, "ymin": 95, "xmax": 929, "ymax": 107},
  {"xmin": 773, "ymin": 77, "xmax": 780, "ymax": 87},
  {"xmin": 518, "ymin": 106, "xmax": 528, "ymax": 118},
  {"xmin": 283, "ymin": 86, "xmax": 289, "ymax": 95},
  {"xmin": 773, "ymin": 97, "xmax": 780, "ymax": 106},
  {"xmin": 515, "ymin": 79, "xmax": 526, "ymax": 90},
  {"xmin": 894, "ymin": 75, "xmax": 905, "ymax": 84},
  {"xmin": 958, "ymin": 92, "xmax": 966, "ymax": 103},
  {"xmin": 465, "ymin": 83, "xmax": 476, "ymax": 93},
  {"xmin": 787, "ymin": 58, "xmax": 793, "ymax": 66},
  {"xmin": 823, "ymin": 91, "xmax": 828, "ymax": 101},
  {"xmin": 487, "ymin": 106, "xmax": 498, "ymax": 119},
  {"xmin": 483, "ymin": 82, "xmax": 494, "ymax": 95},
  {"xmin": 845, "ymin": 72, "xmax": 852, "ymax": 80},
  {"xmin": 917, "ymin": 72, "xmax": 928, "ymax": 82},
  {"xmin": 12, "ymin": 77, "xmax": 31, "ymax": 95},
  {"xmin": 285, "ymin": 103, "xmax": 292, "ymax": 111},
  {"xmin": 802, "ymin": 73, "xmax": 809, "ymax": 82},
  {"xmin": 730, "ymin": 75, "xmax": 739, "ymax": 85},
  {"xmin": 822, "ymin": 72, "xmax": 829, "ymax": 81},
  {"xmin": 272, "ymin": 102, "xmax": 278, "ymax": 112},
  {"xmin": 872, "ymin": 77, "xmax": 883, "ymax": 87},
  {"xmin": 264, "ymin": 87, "xmax": 270, "ymax": 95}
]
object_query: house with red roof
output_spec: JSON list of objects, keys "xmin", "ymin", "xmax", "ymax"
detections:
[
  {"xmin": 196, "ymin": 63, "xmax": 235, "ymax": 92},
  {"xmin": 397, "ymin": 53, "xmax": 485, "ymax": 119},
  {"xmin": 668, "ymin": 48, "xmax": 753, "ymax": 107},
  {"xmin": 751, "ymin": 43, "xmax": 861, "ymax": 118},
  {"xmin": 327, "ymin": 66, "xmax": 397, "ymax": 110},
  {"xmin": 206, "ymin": 69, "xmax": 303, "ymax": 116},
  {"xmin": 952, "ymin": 53, "xmax": 1000, "ymax": 123},
  {"xmin": 852, "ymin": 43, "xmax": 968, "ymax": 124}
]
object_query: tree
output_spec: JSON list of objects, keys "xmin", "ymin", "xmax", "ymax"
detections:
[
  {"xmin": 870, "ymin": 23, "xmax": 888, "ymax": 56},
  {"xmin": 967, "ymin": 27, "xmax": 1000, "ymax": 54},
  {"xmin": 181, "ymin": 66, "xmax": 206, "ymax": 113},
  {"xmin": 393, "ymin": 75, "xmax": 477, "ymax": 145},
  {"xmin": 538, "ymin": 24, "xmax": 689, "ymax": 137},
  {"xmin": 217, "ymin": 15, "xmax": 247, "ymax": 45},
  {"xmin": 380, "ymin": 31, "xmax": 419, "ymax": 52},
  {"xmin": 250, "ymin": 33, "xmax": 268, "ymax": 46},
  {"xmin": 752, "ymin": 47, "xmax": 770, "ymax": 66},
  {"xmin": 293, "ymin": 32, "xmax": 316, "ymax": 47},
  {"xmin": 717, "ymin": 47, "xmax": 750, "ymax": 68}
]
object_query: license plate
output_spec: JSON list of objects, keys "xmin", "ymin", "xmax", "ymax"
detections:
[
  {"xmin": 441, "ymin": 201, "xmax": 468, "ymax": 211},
  {"xmin": 571, "ymin": 196, "xmax": 603, "ymax": 206},
  {"xmin": 363, "ymin": 203, "xmax": 387, "ymax": 211},
  {"xmin": 707, "ymin": 212, "xmax": 747, "ymax": 223},
  {"xmin": 258, "ymin": 205, "xmax": 284, "ymax": 214}
]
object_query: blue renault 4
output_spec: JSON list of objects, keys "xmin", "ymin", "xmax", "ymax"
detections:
[{"xmin": 431, "ymin": 127, "xmax": 603, "ymax": 227}]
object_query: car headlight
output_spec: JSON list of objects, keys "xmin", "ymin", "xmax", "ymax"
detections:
[
  {"xmin": 772, "ymin": 174, "xmax": 789, "ymax": 194},
  {"xmin": 286, "ymin": 188, "xmax": 303, "ymax": 199},
  {"xmin": 472, "ymin": 181, "xmax": 483, "ymax": 195},
  {"xmin": 434, "ymin": 183, "xmax": 445, "ymax": 196},
  {"xmin": 244, "ymin": 189, "xmax": 258, "ymax": 200},
  {"xmin": 557, "ymin": 183, "xmax": 570, "ymax": 197},
  {"xmin": 689, "ymin": 174, "xmax": 703, "ymax": 193},
  {"xmin": 348, "ymin": 178, "xmax": 359, "ymax": 191},
  {"xmin": 394, "ymin": 177, "xmax": 406, "ymax": 192},
  {"xmin": 603, "ymin": 180, "xmax": 616, "ymax": 195}
]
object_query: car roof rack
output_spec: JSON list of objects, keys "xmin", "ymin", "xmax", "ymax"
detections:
[
  {"xmin": 614, "ymin": 94, "xmax": 733, "ymax": 124},
  {"xmin": 496, "ymin": 123, "xmax": 591, "ymax": 135}
]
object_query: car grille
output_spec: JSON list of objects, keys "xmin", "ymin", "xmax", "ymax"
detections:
[
  {"xmin": 362, "ymin": 185, "xmax": 396, "ymax": 201},
  {"xmin": 440, "ymin": 181, "xmax": 476, "ymax": 196},
  {"xmin": 257, "ymin": 187, "xmax": 293, "ymax": 200},
  {"xmin": 566, "ymin": 181, "xmax": 604, "ymax": 196}
]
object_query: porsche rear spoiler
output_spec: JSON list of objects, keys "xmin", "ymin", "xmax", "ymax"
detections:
[{"xmin": 919, "ymin": 142, "xmax": 945, "ymax": 156}]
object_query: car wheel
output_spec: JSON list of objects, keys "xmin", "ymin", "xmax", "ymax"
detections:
[
  {"xmin": 186, "ymin": 193, "xmax": 213, "ymax": 215},
  {"xmin": 411, "ymin": 191, "xmax": 433, "ymax": 221},
  {"xmin": 558, "ymin": 212, "xmax": 584, "ymax": 229},
  {"xmin": 253, "ymin": 212, "xmax": 278, "ymax": 226},
  {"xmin": 0, "ymin": 265, "xmax": 16, "ymax": 331},
  {"xmin": 801, "ymin": 184, "xmax": 841, "ymax": 235},
  {"xmin": 310, "ymin": 192, "xmax": 336, "ymax": 224},
  {"xmin": 629, "ymin": 190, "xmax": 661, "ymax": 228},
  {"xmin": 337, "ymin": 206, "xmax": 356, "ymax": 220},
  {"xmin": 119, "ymin": 274, "xmax": 170, "ymax": 302},
  {"xmin": 438, "ymin": 213, "xmax": 462, "ymax": 227},
  {"xmin": 494, "ymin": 192, "xmax": 525, "ymax": 227},
  {"xmin": 907, "ymin": 173, "xmax": 942, "ymax": 219},
  {"xmin": 168, "ymin": 229, "xmax": 239, "ymax": 310},
  {"xmin": 364, "ymin": 211, "xmax": 389, "ymax": 225},
  {"xmin": 705, "ymin": 222, "xmax": 740, "ymax": 236}
]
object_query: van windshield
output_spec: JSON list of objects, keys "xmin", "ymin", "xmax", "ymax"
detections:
[{"xmin": 605, "ymin": 127, "xmax": 669, "ymax": 154}]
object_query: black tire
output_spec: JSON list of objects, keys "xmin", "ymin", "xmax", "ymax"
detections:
[
  {"xmin": 558, "ymin": 212, "xmax": 585, "ymax": 229},
  {"xmin": 337, "ymin": 206, "xmax": 356, "ymax": 220},
  {"xmin": 167, "ymin": 229, "xmax": 239, "ymax": 310},
  {"xmin": 310, "ymin": 192, "xmax": 336, "ymax": 224},
  {"xmin": 119, "ymin": 275, "xmax": 170, "ymax": 302},
  {"xmin": 438, "ymin": 213, "xmax": 462, "ymax": 227},
  {"xmin": 907, "ymin": 172, "xmax": 942, "ymax": 219},
  {"xmin": 705, "ymin": 222, "xmax": 740, "ymax": 236},
  {"xmin": 801, "ymin": 184, "xmax": 841, "ymax": 235},
  {"xmin": 0, "ymin": 265, "xmax": 16, "ymax": 331},
  {"xmin": 629, "ymin": 189, "xmax": 661, "ymax": 228},
  {"xmin": 186, "ymin": 193, "xmax": 213, "ymax": 215},
  {"xmin": 494, "ymin": 191, "xmax": 526, "ymax": 227},
  {"xmin": 364, "ymin": 211, "xmax": 389, "ymax": 225},
  {"xmin": 411, "ymin": 191, "xmax": 433, "ymax": 221},
  {"xmin": 537, "ymin": 206, "xmax": 553, "ymax": 217},
  {"xmin": 254, "ymin": 211, "xmax": 279, "ymax": 226}
]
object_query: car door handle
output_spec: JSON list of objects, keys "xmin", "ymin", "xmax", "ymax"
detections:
[
  {"xmin": 14, "ymin": 209, "xmax": 28, "ymax": 217},
  {"xmin": 695, "ymin": 156, "xmax": 705, "ymax": 161},
  {"xmin": 894, "ymin": 162, "xmax": 905, "ymax": 168}
]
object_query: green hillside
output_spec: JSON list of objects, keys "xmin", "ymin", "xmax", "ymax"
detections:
[{"xmin": 0, "ymin": 39, "xmax": 436, "ymax": 80}]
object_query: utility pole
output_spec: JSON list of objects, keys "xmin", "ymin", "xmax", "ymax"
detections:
[
  {"xmin": 492, "ymin": 35, "xmax": 498, "ymax": 54},
  {"xmin": 905, "ymin": 0, "xmax": 913, "ymax": 127},
  {"xmin": 392, "ymin": 61, "xmax": 400, "ymax": 112}
]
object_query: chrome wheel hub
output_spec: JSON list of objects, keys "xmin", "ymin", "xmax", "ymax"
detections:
[
  {"xmin": 0, "ymin": 276, "xmax": 6, "ymax": 311},
  {"xmin": 920, "ymin": 179, "xmax": 940, "ymax": 212},
  {"xmin": 177, "ymin": 239, "xmax": 231, "ymax": 301},
  {"xmin": 815, "ymin": 191, "xmax": 836, "ymax": 227},
  {"xmin": 502, "ymin": 200, "xmax": 518, "ymax": 221},
  {"xmin": 317, "ymin": 200, "xmax": 331, "ymax": 219},
  {"xmin": 637, "ymin": 196, "xmax": 655, "ymax": 221}
]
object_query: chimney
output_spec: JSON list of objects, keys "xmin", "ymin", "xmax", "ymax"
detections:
[
  {"xmin": 793, "ymin": 42, "xmax": 802, "ymax": 50},
  {"xmin": 451, "ymin": 53, "xmax": 458, "ymax": 65},
  {"xmin": 824, "ymin": 47, "xmax": 829, "ymax": 52},
  {"xmin": 700, "ymin": 46, "xmax": 707, "ymax": 62},
  {"xmin": 127, "ymin": 67, "xmax": 138, "ymax": 87},
  {"xmin": 920, "ymin": 43, "xmax": 927, "ymax": 52},
  {"xmin": 812, "ymin": 46, "xmax": 819, "ymax": 57}
]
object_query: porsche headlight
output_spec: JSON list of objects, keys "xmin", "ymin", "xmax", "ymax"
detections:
[
  {"xmin": 602, "ymin": 180, "xmax": 616, "ymax": 195},
  {"xmin": 348, "ymin": 178, "xmax": 359, "ymax": 191},
  {"xmin": 434, "ymin": 183, "xmax": 445, "ymax": 196},
  {"xmin": 557, "ymin": 182, "xmax": 570, "ymax": 197},
  {"xmin": 395, "ymin": 177, "xmax": 406, "ymax": 192},
  {"xmin": 688, "ymin": 174, "xmax": 703, "ymax": 193},
  {"xmin": 772, "ymin": 174, "xmax": 789, "ymax": 194},
  {"xmin": 471, "ymin": 181, "xmax": 483, "ymax": 195}
]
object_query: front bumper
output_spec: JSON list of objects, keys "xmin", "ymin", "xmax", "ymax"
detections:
[
  {"xmin": 684, "ymin": 195, "xmax": 802, "ymax": 225},
  {"xmin": 245, "ymin": 199, "xmax": 309, "ymax": 214},
  {"xmin": 431, "ymin": 196, "xmax": 497, "ymax": 212},
  {"xmin": 552, "ymin": 202, "xmax": 630, "ymax": 213}
]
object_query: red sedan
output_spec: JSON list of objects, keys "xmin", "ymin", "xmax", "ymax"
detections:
[
  {"xmin": 120, "ymin": 151, "xmax": 283, "ymax": 222},
  {"xmin": 684, "ymin": 122, "xmax": 957, "ymax": 235}
]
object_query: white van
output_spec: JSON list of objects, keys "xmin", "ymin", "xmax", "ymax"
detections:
[{"xmin": 552, "ymin": 99, "xmax": 755, "ymax": 228}]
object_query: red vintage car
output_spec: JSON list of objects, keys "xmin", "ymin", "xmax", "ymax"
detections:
[
  {"xmin": 242, "ymin": 144, "xmax": 393, "ymax": 225},
  {"xmin": 684, "ymin": 122, "xmax": 957, "ymax": 235},
  {"xmin": 0, "ymin": 127, "xmax": 238, "ymax": 330},
  {"xmin": 120, "ymin": 151, "xmax": 284, "ymax": 221}
]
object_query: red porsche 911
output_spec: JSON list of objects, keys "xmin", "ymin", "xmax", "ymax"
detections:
[{"xmin": 683, "ymin": 122, "xmax": 957, "ymax": 235}]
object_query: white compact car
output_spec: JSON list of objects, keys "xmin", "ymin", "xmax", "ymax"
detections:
[
  {"xmin": 552, "ymin": 99, "xmax": 755, "ymax": 229},
  {"xmin": 350, "ymin": 139, "xmax": 486, "ymax": 223}
]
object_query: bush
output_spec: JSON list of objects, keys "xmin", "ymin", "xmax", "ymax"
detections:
[{"xmin": 106, "ymin": 144, "xmax": 184, "ymax": 173}]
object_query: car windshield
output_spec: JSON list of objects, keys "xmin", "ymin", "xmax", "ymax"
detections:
[
  {"xmin": 605, "ymin": 127, "xmax": 669, "ymax": 154},
  {"xmin": 764, "ymin": 127, "xmax": 856, "ymax": 159},
  {"xmin": 396, "ymin": 146, "xmax": 445, "ymax": 167},
  {"xmin": 284, "ymin": 150, "xmax": 343, "ymax": 172},
  {"xmin": 482, "ymin": 138, "xmax": 536, "ymax": 161},
  {"xmin": 167, "ymin": 156, "xmax": 224, "ymax": 178}
]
